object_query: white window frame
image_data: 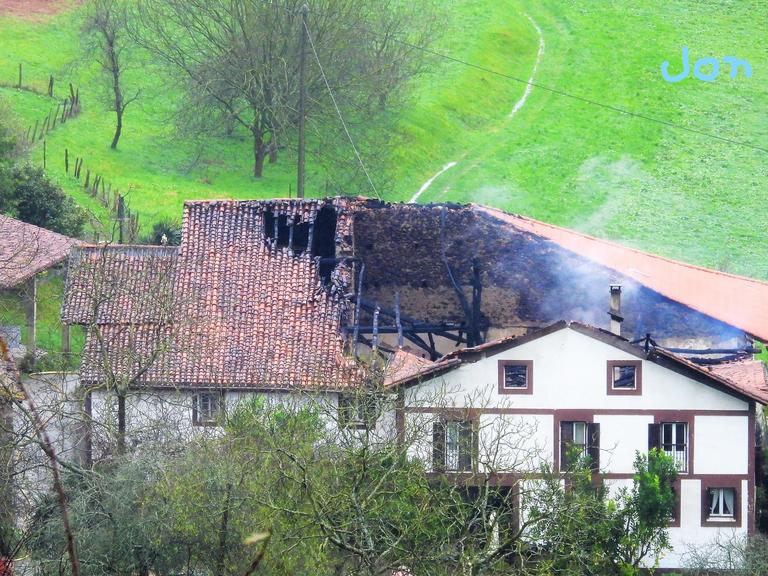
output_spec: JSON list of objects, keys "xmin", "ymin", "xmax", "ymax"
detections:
[
  {"xmin": 503, "ymin": 364, "xmax": 528, "ymax": 389},
  {"xmin": 442, "ymin": 420, "xmax": 473, "ymax": 472},
  {"xmin": 611, "ymin": 365, "xmax": 637, "ymax": 389},
  {"xmin": 571, "ymin": 421, "xmax": 588, "ymax": 458},
  {"xmin": 661, "ymin": 422, "xmax": 688, "ymax": 473},
  {"xmin": 194, "ymin": 392, "xmax": 223, "ymax": 426},
  {"xmin": 708, "ymin": 487, "xmax": 736, "ymax": 519}
]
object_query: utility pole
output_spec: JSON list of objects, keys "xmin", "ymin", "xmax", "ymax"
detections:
[{"xmin": 297, "ymin": 4, "xmax": 309, "ymax": 199}]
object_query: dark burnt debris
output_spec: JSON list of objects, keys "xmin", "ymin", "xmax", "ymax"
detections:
[{"xmin": 61, "ymin": 197, "xmax": 753, "ymax": 389}]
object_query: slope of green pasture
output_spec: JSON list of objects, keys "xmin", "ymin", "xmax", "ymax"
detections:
[{"xmin": 0, "ymin": 1, "xmax": 767, "ymax": 279}]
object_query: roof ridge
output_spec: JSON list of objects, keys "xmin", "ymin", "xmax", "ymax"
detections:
[{"xmin": 474, "ymin": 205, "xmax": 768, "ymax": 287}]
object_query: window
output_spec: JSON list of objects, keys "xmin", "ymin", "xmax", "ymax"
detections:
[
  {"xmin": 606, "ymin": 360, "xmax": 642, "ymax": 395},
  {"xmin": 708, "ymin": 488, "xmax": 736, "ymax": 519},
  {"xmin": 649, "ymin": 422, "xmax": 689, "ymax": 473},
  {"xmin": 338, "ymin": 394, "xmax": 378, "ymax": 430},
  {"xmin": 560, "ymin": 421, "xmax": 600, "ymax": 471},
  {"xmin": 498, "ymin": 360, "xmax": 533, "ymax": 394},
  {"xmin": 193, "ymin": 392, "xmax": 224, "ymax": 426},
  {"xmin": 504, "ymin": 365, "xmax": 527, "ymax": 388},
  {"xmin": 433, "ymin": 419, "xmax": 475, "ymax": 472},
  {"xmin": 662, "ymin": 422, "xmax": 688, "ymax": 473},
  {"xmin": 612, "ymin": 365, "xmax": 636, "ymax": 388}
]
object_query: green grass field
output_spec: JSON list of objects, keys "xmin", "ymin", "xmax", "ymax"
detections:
[{"xmin": 0, "ymin": 0, "xmax": 766, "ymax": 279}]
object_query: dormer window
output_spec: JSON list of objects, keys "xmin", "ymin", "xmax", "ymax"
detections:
[
  {"xmin": 606, "ymin": 360, "xmax": 642, "ymax": 395},
  {"xmin": 498, "ymin": 361, "xmax": 533, "ymax": 395}
]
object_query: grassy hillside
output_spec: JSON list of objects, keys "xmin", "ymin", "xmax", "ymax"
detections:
[{"xmin": 0, "ymin": 0, "xmax": 766, "ymax": 279}]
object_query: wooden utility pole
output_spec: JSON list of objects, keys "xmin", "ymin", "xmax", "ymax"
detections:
[{"xmin": 297, "ymin": 4, "xmax": 308, "ymax": 199}]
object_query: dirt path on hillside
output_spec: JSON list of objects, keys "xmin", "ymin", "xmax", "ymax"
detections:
[
  {"xmin": 408, "ymin": 13, "xmax": 546, "ymax": 204},
  {"xmin": 0, "ymin": 0, "xmax": 77, "ymax": 20}
]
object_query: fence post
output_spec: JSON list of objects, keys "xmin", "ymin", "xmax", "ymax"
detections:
[
  {"xmin": 117, "ymin": 195, "xmax": 125, "ymax": 244},
  {"xmin": 65, "ymin": 148, "xmax": 69, "ymax": 174},
  {"xmin": 48, "ymin": 75, "xmax": 54, "ymax": 97}
]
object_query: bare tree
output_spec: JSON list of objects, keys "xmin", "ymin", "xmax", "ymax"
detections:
[
  {"xmin": 131, "ymin": 0, "xmax": 436, "ymax": 177},
  {"xmin": 82, "ymin": 0, "xmax": 139, "ymax": 150}
]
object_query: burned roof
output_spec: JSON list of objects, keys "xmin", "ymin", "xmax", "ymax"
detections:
[
  {"xmin": 0, "ymin": 215, "xmax": 80, "ymax": 289},
  {"xmin": 62, "ymin": 197, "xmax": 767, "ymax": 391},
  {"xmin": 479, "ymin": 207, "xmax": 768, "ymax": 341}
]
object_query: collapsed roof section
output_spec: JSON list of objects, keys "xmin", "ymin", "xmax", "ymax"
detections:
[
  {"xmin": 352, "ymin": 200, "xmax": 754, "ymax": 347},
  {"xmin": 61, "ymin": 197, "xmax": 765, "ymax": 390}
]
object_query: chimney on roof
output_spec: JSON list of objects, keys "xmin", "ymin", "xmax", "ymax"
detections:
[{"xmin": 609, "ymin": 284, "xmax": 623, "ymax": 336}]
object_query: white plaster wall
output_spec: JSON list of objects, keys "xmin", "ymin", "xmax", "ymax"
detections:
[
  {"xmin": 694, "ymin": 415, "xmax": 749, "ymax": 475},
  {"xmin": 595, "ymin": 414, "xmax": 655, "ymax": 473},
  {"xmin": 662, "ymin": 478, "xmax": 749, "ymax": 569},
  {"xmin": 478, "ymin": 413, "xmax": 553, "ymax": 472},
  {"xmin": 13, "ymin": 372, "xmax": 84, "ymax": 518},
  {"xmin": 405, "ymin": 328, "xmax": 748, "ymax": 412},
  {"xmin": 89, "ymin": 387, "xmax": 398, "ymax": 461}
]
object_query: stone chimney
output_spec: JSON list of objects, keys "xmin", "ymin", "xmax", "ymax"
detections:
[{"xmin": 609, "ymin": 284, "xmax": 623, "ymax": 336}]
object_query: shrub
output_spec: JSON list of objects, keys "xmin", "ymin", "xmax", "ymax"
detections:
[{"xmin": 1, "ymin": 165, "xmax": 85, "ymax": 237}]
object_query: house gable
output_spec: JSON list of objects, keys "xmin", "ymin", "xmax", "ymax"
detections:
[{"xmin": 404, "ymin": 325, "xmax": 750, "ymax": 412}]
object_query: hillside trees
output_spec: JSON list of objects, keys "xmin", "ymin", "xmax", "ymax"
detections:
[
  {"xmin": 131, "ymin": 0, "xmax": 436, "ymax": 178},
  {"xmin": 81, "ymin": 0, "xmax": 138, "ymax": 150}
]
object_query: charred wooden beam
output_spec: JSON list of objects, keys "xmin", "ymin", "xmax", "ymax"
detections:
[
  {"xmin": 372, "ymin": 302, "xmax": 381, "ymax": 351},
  {"xmin": 662, "ymin": 346, "xmax": 761, "ymax": 355},
  {"xmin": 403, "ymin": 332, "xmax": 439, "ymax": 361},
  {"xmin": 352, "ymin": 263, "xmax": 365, "ymax": 358},
  {"xmin": 395, "ymin": 292, "xmax": 403, "ymax": 348}
]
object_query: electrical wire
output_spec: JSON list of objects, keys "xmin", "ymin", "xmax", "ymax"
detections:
[
  {"xmin": 385, "ymin": 37, "xmax": 768, "ymax": 155},
  {"xmin": 303, "ymin": 20, "xmax": 381, "ymax": 199}
]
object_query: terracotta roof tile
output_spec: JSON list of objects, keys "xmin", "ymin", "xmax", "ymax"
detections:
[
  {"xmin": 0, "ymin": 215, "xmax": 80, "ymax": 289},
  {"xmin": 68, "ymin": 200, "xmax": 362, "ymax": 390},
  {"xmin": 708, "ymin": 359, "xmax": 768, "ymax": 399}
]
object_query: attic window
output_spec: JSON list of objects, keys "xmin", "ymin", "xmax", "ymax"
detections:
[
  {"xmin": 498, "ymin": 360, "xmax": 533, "ymax": 395},
  {"xmin": 606, "ymin": 360, "xmax": 642, "ymax": 395}
]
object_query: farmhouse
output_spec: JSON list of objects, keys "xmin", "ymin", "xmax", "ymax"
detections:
[
  {"xmin": 56, "ymin": 197, "xmax": 768, "ymax": 567},
  {"xmin": 392, "ymin": 320, "xmax": 767, "ymax": 569}
]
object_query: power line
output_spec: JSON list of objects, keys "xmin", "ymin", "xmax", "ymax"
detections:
[
  {"xmin": 303, "ymin": 19, "xmax": 381, "ymax": 199},
  {"xmin": 387, "ymin": 38, "xmax": 768, "ymax": 155}
]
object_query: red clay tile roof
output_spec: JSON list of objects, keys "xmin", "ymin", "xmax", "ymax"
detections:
[
  {"xmin": 476, "ymin": 206, "xmax": 768, "ymax": 341},
  {"xmin": 0, "ymin": 215, "xmax": 80, "ymax": 289},
  {"xmin": 62, "ymin": 245, "xmax": 178, "ymax": 324},
  {"xmin": 707, "ymin": 359, "xmax": 768, "ymax": 399},
  {"xmin": 384, "ymin": 347, "xmax": 437, "ymax": 386},
  {"xmin": 65, "ymin": 200, "xmax": 362, "ymax": 390}
]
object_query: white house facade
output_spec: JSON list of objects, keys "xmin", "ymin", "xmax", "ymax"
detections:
[{"xmin": 394, "ymin": 321, "xmax": 765, "ymax": 570}]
